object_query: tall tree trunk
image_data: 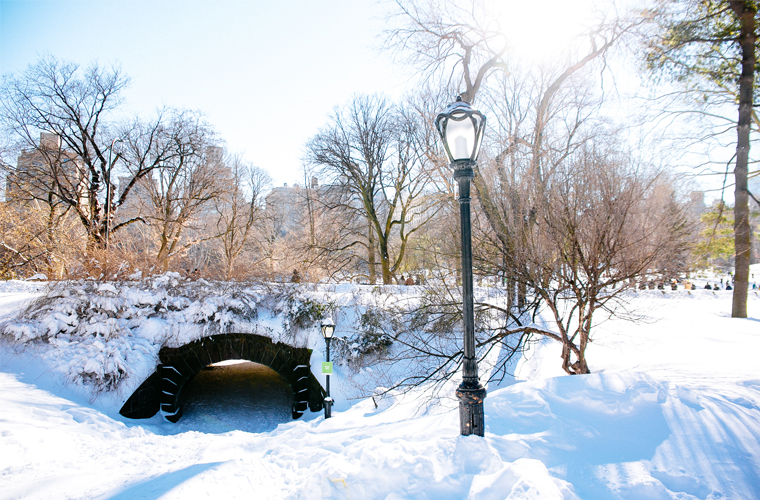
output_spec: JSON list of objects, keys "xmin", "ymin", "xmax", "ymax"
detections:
[
  {"xmin": 225, "ymin": 256, "xmax": 234, "ymax": 281},
  {"xmin": 45, "ymin": 194, "xmax": 57, "ymax": 279},
  {"xmin": 518, "ymin": 281, "xmax": 527, "ymax": 310},
  {"xmin": 730, "ymin": 0, "xmax": 755, "ymax": 318},
  {"xmin": 380, "ymin": 241, "xmax": 392, "ymax": 285},
  {"xmin": 156, "ymin": 233, "xmax": 171, "ymax": 272},
  {"xmin": 368, "ymin": 218, "xmax": 377, "ymax": 284}
]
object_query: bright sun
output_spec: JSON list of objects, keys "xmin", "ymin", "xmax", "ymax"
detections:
[{"xmin": 489, "ymin": 0, "xmax": 602, "ymax": 63}]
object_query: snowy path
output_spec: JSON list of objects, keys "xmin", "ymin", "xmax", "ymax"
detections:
[{"xmin": 172, "ymin": 360, "xmax": 294, "ymax": 434}]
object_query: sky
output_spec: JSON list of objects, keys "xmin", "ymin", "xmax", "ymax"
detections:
[
  {"xmin": 0, "ymin": 0, "xmax": 412, "ymax": 188},
  {"xmin": 1, "ymin": 0, "xmax": 734, "ymax": 199}
]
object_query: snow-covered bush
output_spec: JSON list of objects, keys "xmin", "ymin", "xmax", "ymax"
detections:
[
  {"xmin": 269, "ymin": 286, "xmax": 335, "ymax": 336},
  {"xmin": 0, "ymin": 274, "xmax": 266, "ymax": 393},
  {"xmin": 336, "ymin": 309, "xmax": 395, "ymax": 363}
]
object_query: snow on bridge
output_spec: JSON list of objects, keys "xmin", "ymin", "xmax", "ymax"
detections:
[{"xmin": 0, "ymin": 274, "xmax": 337, "ymax": 421}]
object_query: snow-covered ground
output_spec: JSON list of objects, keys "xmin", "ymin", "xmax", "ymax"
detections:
[{"xmin": 1, "ymin": 281, "xmax": 759, "ymax": 499}]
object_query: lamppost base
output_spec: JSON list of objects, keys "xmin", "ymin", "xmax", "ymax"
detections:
[
  {"xmin": 456, "ymin": 383, "xmax": 486, "ymax": 436},
  {"xmin": 324, "ymin": 397, "xmax": 333, "ymax": 419}
]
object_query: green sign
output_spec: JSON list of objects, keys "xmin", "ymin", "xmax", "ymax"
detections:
[{"xmin": 322, "ymin": 362, "xmax": 333, "ymax": 374}]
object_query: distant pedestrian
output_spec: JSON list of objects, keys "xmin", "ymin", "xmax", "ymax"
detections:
[
  {"xmin": 704, "ymin": 283, "xmax": 712, "ymax": 290},
  {"xmin": 726, "ymin": 284, "xmax": 732, "ymax": 290}
]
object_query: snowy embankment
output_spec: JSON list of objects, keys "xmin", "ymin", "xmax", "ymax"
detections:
[
  {"xmin": 0, "ymin": 281, "xmax": 759, "ymax": 499},
  {"xmin": 0, "ymin": 275, "xmax": 358, "ymax": 414}
]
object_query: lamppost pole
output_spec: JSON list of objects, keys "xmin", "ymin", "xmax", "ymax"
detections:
[
  {"xmin": 324, "ymin": 335, "xmax": 332, "ymax": 418},
  {"xmin": 321, "ymin": 318, "xmax": 335, "ymax": 419},
  {"xmin": 435, "ymin": 96, "xmax": 487, "ymax": 437},
  {"xmin": 454, "ymin": 165, "xmax": 486, "ymax": 435}
]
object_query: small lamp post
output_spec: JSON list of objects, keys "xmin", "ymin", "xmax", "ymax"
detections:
[
  {"xmin": 435, "ymin": 95, "xmax": 487, "ymax": 437},
  {"xmin": 321, "ymin": 317, "xmax": 335, "ymax": 419}
]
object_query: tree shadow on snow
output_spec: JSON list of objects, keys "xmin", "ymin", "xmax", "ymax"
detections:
[{"xmin": 104, "ymin": 462, "xmax": 223, "ymax": 500}]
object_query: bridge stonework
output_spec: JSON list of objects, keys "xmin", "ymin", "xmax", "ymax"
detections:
[{"xmin": 119, "ymin": 333, "xmax": 325, "ymax": 422}]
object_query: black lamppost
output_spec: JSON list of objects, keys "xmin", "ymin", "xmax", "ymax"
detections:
[
  {"xmin": 321, "ymin": 317, "xmax": 335, "ymax": 419},
  {"xmin": 435, "ymin": 95, "xmax": 487, "ymax": 437}
]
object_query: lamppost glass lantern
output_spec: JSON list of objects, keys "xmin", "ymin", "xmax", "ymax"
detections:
[
  {"xmin": 321, "ymin": 317, "xmax": 335, "ymax": 339},
  {"xmin": 435, "ymin": 96, "xmax": 486, "ymax": 166},
  {"xmin": 320, "ymin": 317, "xmax": 336, "ymax": 418}
]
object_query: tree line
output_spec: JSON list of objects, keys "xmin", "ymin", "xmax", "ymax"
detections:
[{"xmin": 0, "ymin": 57, "xmax": 272, "ymax": 280}]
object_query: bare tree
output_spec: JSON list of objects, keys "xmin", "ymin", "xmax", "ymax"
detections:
[
  {"xmin": 0, "ymin": 56, "xmax": 214, "ymax": 256},
  {"xmin": 133, "ymin": 139, "xmax": 226, "ymax": 272},
  {"xmin": 305, "ymin": 94, "xmax": 441, "ymax": 284},
  {"xmin": 213, "ymin": 155, "xmax": 271, "ymax": 280},
  {"xmin": 480, "ymin": 141, "xmax": 690, "ymax": 374},
  {"xmin": 470, "ymin": 66, "xmax": 691, "ymax": 376}
]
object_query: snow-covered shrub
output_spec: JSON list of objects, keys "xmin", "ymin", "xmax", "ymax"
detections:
[
  {"xmin": 0, "ymin": 274, "xmax": 264, "ymax": 393},
  {"xmin": 331, "ymin": 306, "xmax": 398, "ymax": 368},
  {"xmin": 353, "ymin": 309, "xmax": 394, "ymax": 355},
  {"xmin": 62, "ymin": 338, "xmax": 129, "ymax": 392},
  {"xmin": 278, "ymin": 287, "xmax": 334, "ymax": 335}
]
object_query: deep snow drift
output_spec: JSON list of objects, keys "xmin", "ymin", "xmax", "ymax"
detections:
[{"xmin": 0, "ymin": 280, "xmax": 759, "ymax": 499}]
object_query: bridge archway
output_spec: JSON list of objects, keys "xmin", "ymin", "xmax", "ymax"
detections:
[{"xmin": 119, "ymin": 333, "xmax": 325, "ymax": 422}]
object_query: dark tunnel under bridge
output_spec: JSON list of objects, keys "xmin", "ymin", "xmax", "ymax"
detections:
[{"xmin": 119, "ymin": 333, "xmax": 325, "ymax": 422}]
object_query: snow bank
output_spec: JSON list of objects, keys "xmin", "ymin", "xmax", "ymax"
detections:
[
  {"xmin": 1, "ymin": 356, "xmax": 757, "ymax": 499},
  {"xmin": 0, "ymin": 277, "xmax": 457, "ymax": 414},
  {"xmin": 0, "ymin": 276, "xmax": 339, "ymax": 408}
]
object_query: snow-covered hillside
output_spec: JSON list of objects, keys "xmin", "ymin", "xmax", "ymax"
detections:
[
  {"xmin": 0, "ymin": 276, "xmax": 357, "ymax": 414},
  {"xmin": 0, "ymin": 281, "xmax": 758, "ymax": 499}
]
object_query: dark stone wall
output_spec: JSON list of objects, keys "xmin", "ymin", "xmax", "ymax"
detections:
[
  {"xmin": 118, "ymin": 371, "xmax": 162, "ymax": 419},
  {"xmin": 119, "ymin": 333, "xmax": 325, "ymax": 422}
]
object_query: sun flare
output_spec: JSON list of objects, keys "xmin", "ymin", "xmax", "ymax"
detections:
[{"xmin": 489, "ymin": 0, "xmax": 601, "ymax": 63}]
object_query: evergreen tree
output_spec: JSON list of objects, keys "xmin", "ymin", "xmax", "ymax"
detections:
[
  {"xmin": 694, "ymin": 201, "xmax": 735, "ymax": 268},
  {"xmin": 644, "ymin": 0, "xmax": 757, "ymax": 317}
]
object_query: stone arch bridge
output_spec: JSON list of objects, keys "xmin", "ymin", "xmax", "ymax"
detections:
[{"xmin": 119, "ymin": 333, "xmax": 325, "ymax": 422}]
